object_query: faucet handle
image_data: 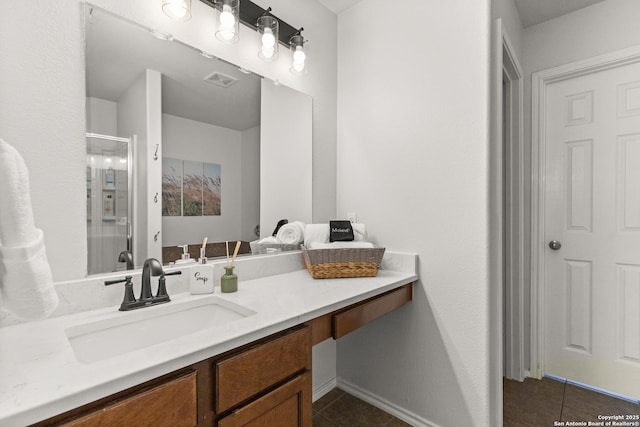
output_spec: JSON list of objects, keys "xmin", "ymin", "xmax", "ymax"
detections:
[
  {"xmin": 156, "ymin": 270, "xmax": 182, "ymax": 300},
  {"xmin": 104, "ymin": 275, "xmax": 133, "ymax": 286},
  {"xmin": 105, "ymin": 276, "xmax": 137, "ymax": 311}
]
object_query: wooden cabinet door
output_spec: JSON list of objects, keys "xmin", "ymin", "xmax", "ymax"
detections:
[
  {"xmin": 217, "ymin": 372, "xmax": 311, "ymax": 427},
  {"xmin": 59, "ymin": 371, "xmax": 197, "ymax": 427},
  {"xmin": 215, "ymin": 326, "xmax": 310, "ymax": 413}
]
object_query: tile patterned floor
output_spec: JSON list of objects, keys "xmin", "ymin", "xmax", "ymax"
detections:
[
  {"xmin": 313, "ymin": 388, "xmax": 410, "ymax": 427},
  {"xmin": 313, "ymin": 380, "xmax": 640, "ymax": 426},
  {"xmin": 504, "ymin": 377, "xmax": 640, "ymax": 427}
]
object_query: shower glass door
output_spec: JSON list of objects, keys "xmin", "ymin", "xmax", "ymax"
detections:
[{"xmin": 86, "ymin": 133, "xmax": 133, "ymax": 275}]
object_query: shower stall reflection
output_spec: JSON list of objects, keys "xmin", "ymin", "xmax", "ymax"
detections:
[{"xmin": 86, "ymin": 133, "xmax": 134, "ymax": 275}]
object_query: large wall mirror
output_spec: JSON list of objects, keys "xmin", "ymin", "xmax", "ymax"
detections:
[{"xmin": 85, "ymin": 6, "xmax": 312, "ymax": 275}]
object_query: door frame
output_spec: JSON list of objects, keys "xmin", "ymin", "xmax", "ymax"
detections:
[
  {"xmin": 530, "ymin": 44, "xmax": 640, "ymax": 379},
  {"xmin": 500, "ymin": 24, "xmax": 526, "ymax": 382}
]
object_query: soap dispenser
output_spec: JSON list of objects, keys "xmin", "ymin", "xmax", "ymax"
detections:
[
  {"xmin": 190, "ymin": 257, "xmax": 214, "ymax": 294},
  {"xmin": 175, "ymin": 244, "xmax": 195, "ymax": 265}
]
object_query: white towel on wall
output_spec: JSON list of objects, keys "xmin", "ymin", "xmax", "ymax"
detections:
[
  {"xmin": 0, "ymin": 139, "xmax": 58, "ymax": 319},
  {"xmin": 0, "ymin": 140, "xmax": 37, "ymax": 246},
  {"xmin": 276, "ymin": 221, "xmax": 305, "ymax": 245},
  {"xmin": 0, "ymin": 229, "xmax": 58, "ymax": 319}
]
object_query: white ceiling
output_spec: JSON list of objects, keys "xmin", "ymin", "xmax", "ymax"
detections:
[
  {"xmin": 86, "ymin": 8, "xmax": 261, "ymax": 131},
  {"xmin": 514, "ymin": 0, "xmax": 606, "ymax": 28}
]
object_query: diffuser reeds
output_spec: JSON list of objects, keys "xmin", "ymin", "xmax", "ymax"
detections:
[{"xmin": 226, "ymin": 241, "xmax": 241, "ymax": 268}]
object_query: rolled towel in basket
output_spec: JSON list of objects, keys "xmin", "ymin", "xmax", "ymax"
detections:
[
  {"xmin": 276, "ymin": 221, "xmax": 305, "ymax": 245},
  {"xmin": 308, "ymin": 241, "xmax": 374, "ymax": 250},
  {"xmin": 257, "ymin": 236, "xmax": 279, "ymax": 244},
  {"xmin": 352, "ymin": 223, "xmax": 367, "ymax": 241},
  {"xmin": 303, "ymin": 224, "xmax": 329, "ymax": 247}
]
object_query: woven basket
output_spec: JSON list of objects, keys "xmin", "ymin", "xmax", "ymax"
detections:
[{"xmin": 301, "ymin": 245, "xmax": 385, "ymax": 279}]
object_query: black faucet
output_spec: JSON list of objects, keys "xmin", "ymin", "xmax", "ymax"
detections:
[
  {"xmin": 105, "ymin": 258, "xmax": 182, "ymax": 311},
  {"xmin": 118, "ymin": 250, "xmax": 134, "ymax": 270},
  {"xmin": 141, "ymin": 258, "xmax": 164, "ymax": 300}
]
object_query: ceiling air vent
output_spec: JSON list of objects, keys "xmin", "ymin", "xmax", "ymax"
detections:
[{"xmin": 203, "ymin": 71, "xmax": 238, "ymax": 88}]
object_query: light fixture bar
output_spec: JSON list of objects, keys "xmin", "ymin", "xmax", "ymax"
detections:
[{"xmin": 199, "ymin": 0, "xmax": 300, "ymax": 47}]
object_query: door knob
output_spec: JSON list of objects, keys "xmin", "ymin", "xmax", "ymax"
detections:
[{"xmin": 548, "ymin": 240, "xmax": 562, "ymax": 250}]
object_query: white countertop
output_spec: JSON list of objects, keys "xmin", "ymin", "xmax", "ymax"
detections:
[{"xmin": 0, "ymin": 267, "xmax": 417, "ymax": 427}]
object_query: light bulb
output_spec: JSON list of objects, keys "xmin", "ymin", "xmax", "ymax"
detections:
[
  {"xmin": 220, "ymin": 29, "xmax": 235, "ymax": 40},
  {"xmin": 262, "ymin": 28, "xmax": 276, "ymax": 48},
  {"xmin": 261, "ymin": 46, "xmax": 275, "ymax": 59},
  {"xmin": 293, "ymin": 61, "xmax": 305, "ymax": 72},
  {"xmin": 220, "ymin": 5, "xmax": 236, "ymax": 28},
  {"xmin": 167, "ymin": 4, "xmax": 187, "ymax": 19},
  {"xmin": 293, "ymin": 46, "xmax": 306, "ymax": 63},
  {"xmin": 162, "ymin": 0, "xmax": 191, "ymax": 21}
]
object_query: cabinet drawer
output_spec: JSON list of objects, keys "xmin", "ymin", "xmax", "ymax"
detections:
[
  {"xmin": 60, "ymin": 371, "xmax": 197, "ymax": 427},
  {"xmin": 333, "ymin": 284, "xmax": 412, "ymax": 339},
  {"xmin": 216, "ymin": 326, "xmax": 311, "ymax": 413},
  {"xmin": 217, "ymin": 372, "xmax": 312, "ymax": 427}
]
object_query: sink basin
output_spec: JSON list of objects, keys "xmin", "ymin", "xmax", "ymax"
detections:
[{"xmin": 65, "ymin": 296, "xmax": 256, "ymax": 363}]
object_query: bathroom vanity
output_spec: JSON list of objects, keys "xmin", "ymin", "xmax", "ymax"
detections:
[{"xmin": 0, "ymin": 254, "xmax": 417, "ymax": 427}]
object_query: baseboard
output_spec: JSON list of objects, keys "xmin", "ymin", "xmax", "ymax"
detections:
[
  {"xmin": 312, "ymin": 377, "xmax": 338, "ymax": 403},
  {"xmin": 337, "ymin": 378, "xmax": 440, "ymax": 427}
]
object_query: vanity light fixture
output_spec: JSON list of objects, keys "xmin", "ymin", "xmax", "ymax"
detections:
[
  {"xmin": 162, "ymin": 0, "xmax": 192, "ymax": 21},
  {"xmin": 257, "ymin": 8, "xmax": 278, "ymax": 61},
  {"xmin": 198, "ymin": 0, "xmax": 308, "ymax": 73},
  {"xmin": 214, "ymin": 0, "xmax": 240, "ymax": 44},
  {"xmin": 289, "ymin": 28, "xmax": 307, "ymax": 75}
]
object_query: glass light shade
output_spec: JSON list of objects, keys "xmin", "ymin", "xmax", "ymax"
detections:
[
  {"xmin": 289, "ymin": 34, "xmax": 308, "ymax": 75},
  {"xmin": 257, "ymin": 15, "xmax": 279, "ymax": 61},
  {"xmin": 215, "ymin": 0, "xmax": 239, "ymax": 44},
  {"xmin": 162, "ymin": 0, "xmax": 192, "ymax": 21}
]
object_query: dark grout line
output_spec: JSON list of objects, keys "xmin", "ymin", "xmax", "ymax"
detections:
[{"xmin": 559, "ymin": 377, "xmax": 568, "ymax": 421}]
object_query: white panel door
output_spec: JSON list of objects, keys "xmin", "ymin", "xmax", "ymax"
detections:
[{"xmin": 544, "ymin": 60, "xmax": 640, "ymax": 398}]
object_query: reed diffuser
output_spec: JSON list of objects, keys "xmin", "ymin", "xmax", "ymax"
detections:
[{"xmin": 221, "ymin": 241, "xmax": 241, "ymax": 293}]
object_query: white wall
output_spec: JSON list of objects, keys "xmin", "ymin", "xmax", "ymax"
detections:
[
  {"xmin": 336, "ymin": 0, "xmax": 493, "ymax": 425},
  {"xmin": 86, "ymin": 97, "xmax": 117, "ymax": 136},
  {"xmin": 162, "ymin": 113, "xmax": 244, "ymax": 247},
  {"xmin": 117, "ymin": 71, "xmax": 154, "ymax": 267},
  {"xmin": 0, "ymin": 0, "xmax": 337, "ymax": 280},
  {"xmin": 491, "ymin": 0, "xmax": 523, "ymax": 57},
  {"xmin": 260, "ymin": 80, "xmax": 313, "ymax": 236},
  {"xmin": 523, "ymin": 0, "xmax": 640, "ymax": 73},
  {"xmin": 0, "ymin": 2, "xmax": 86, "ymax": 280},
  {"xmin": 241, "ymin": 125, "xmax": 260, "ymax": 242}
]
